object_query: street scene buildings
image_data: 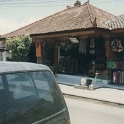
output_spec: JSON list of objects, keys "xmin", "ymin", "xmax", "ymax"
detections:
[{"xmin": 0, "ymin": 1, "xmax": 124, "ymax": 89}]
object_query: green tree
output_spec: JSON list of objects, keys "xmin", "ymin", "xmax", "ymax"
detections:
[{"xmin": 6, "ymin": 35, "xmax": 31, "ymax": 61}]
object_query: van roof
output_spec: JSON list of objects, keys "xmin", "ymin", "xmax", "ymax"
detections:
[{"xmin": 0, "ymin": 61, "xmax": 50, "ymax": 73}]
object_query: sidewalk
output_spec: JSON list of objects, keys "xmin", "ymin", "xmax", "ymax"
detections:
[
  {"xmin": 55, "ymin": 74, "xmax": 124, "ymax": 105},
  {"xmin": 59, "ymin": 84, "xmax": 124, "ymax": 105},
  {"xmin": 56, "ymin": 74, "xmax": 124, "ymax": 90}
]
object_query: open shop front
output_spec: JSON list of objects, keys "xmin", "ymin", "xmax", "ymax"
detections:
[
  {"xmin": 107, "ymin": 37, "xmax": 124, "ymax": 85},
  {"xmin": 58, "ymin": 36, "xmax": 107, "ymax": 78}
]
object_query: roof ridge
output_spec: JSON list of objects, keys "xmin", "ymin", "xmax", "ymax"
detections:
[
  {"xmin": 83, "ymin": 2, "xmax": 115, "ymax": 28},
  {"xmin": 86, "ymin": 2, "xmax": 95, "ymax": 27}
]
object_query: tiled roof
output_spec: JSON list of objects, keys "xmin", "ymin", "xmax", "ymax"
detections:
[
  {"xmin": 106, "ymin": 14, "xmax": 124, "ymax": 29},
  {"xmin": 1, "ymin": 2, "xmax": 115, "ymax": 38}
]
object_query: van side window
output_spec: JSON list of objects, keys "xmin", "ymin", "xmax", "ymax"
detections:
[
  {"xmin": 31, "ymin": 71, "xmax": 54, "ymax": 102},
  {"xmin": 6, "ymin": 73, "xmax": 36, "ymax": 99},
  {"xmin": 29, "ymin": 71, "xmax": 64, "ymax": 122}
]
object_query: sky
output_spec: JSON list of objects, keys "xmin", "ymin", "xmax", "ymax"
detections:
[{"xmin": 0, "ymin": 0, "xmax": 124, "ymax": 35}]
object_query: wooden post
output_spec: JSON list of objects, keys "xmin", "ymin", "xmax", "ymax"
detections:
[
  {"xmin": 105, "ymin": 36, "xmax": 116, "ymax": 83},
  {"xmin": 54, "ymin": 44, "xmax": 58, "ymax": 74}
]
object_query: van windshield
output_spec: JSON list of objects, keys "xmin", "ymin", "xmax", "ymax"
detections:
[{"xmin": 0, "ymin": 70, "xmax": 64, "ymax": 124}]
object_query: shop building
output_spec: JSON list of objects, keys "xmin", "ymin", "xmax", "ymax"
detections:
[
  {"xmin": 106, "ymin": 14, "xmax": 124, "ymax": 85},
  {"xmin": 1, "ymin": 1, "xmax": 124, "ymax": 84},
  {"xmin": 30, "ymin": 1, "xmax": 116, "ymax": 80}
]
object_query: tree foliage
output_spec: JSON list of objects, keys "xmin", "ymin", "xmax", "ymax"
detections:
[{"xmin": 6, "ymin": 35, "xmax": 31, "ymax": 62}]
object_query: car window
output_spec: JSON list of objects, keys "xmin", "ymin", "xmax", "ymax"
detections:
[
  {"xmin": 30, "ymin": 71, "xmax": 53, "ymax": 101},
  {"xmin": 29, "ymin": 71, "xmax": 64, "ymax": 122},
  {"xmin": 7, "ymin": 73, "xmax": 36, "ymax": 99},
  {"xmin": 0, "ymin": 71, "xmax": 64, "ymax": 124}
]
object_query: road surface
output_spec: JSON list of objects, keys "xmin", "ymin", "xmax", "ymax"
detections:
[{"xmin": 64, "ymin": 95, "xmax": 124, "ymax": 124}]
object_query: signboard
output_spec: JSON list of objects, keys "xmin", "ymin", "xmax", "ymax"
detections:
[{"xmin": 36, "ymin": 41, "xmax": 41, "ymax": 57}]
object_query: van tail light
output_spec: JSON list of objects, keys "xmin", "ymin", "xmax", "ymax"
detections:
[{"xmin": 67, "ymin": 120, "xmax": 71, "ymax": 124}]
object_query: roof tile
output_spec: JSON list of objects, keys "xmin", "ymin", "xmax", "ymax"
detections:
[
  {"xmin": 106, "ymin": 14, "xmax": 124, "ymax": 29},
  {"xmin": 1, "ymin": 2, "xmax": 115, "ymax": 38}
]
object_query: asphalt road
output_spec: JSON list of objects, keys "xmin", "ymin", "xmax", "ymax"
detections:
[{"xmin": 64, "ymin": 95, "xmax": 124, "ymax": 124}]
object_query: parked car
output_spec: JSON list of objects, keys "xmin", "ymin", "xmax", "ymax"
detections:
[{"xmin": 0, "ymin": 61, "xmax": 71, "ymax": 124}]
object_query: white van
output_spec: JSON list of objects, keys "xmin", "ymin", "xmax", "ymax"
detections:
[{"xmin": 0, "ymin": 62, "xmax": 71, "ymax": 124}]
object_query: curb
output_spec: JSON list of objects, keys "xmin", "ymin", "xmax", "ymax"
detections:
[
  {"xmin": 58, "ymin": 82, "xmax": 73, "ymax": 86},
  {"xmin": 63, "ymin": 93, "xmax": 124, "ymax": 108}
]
